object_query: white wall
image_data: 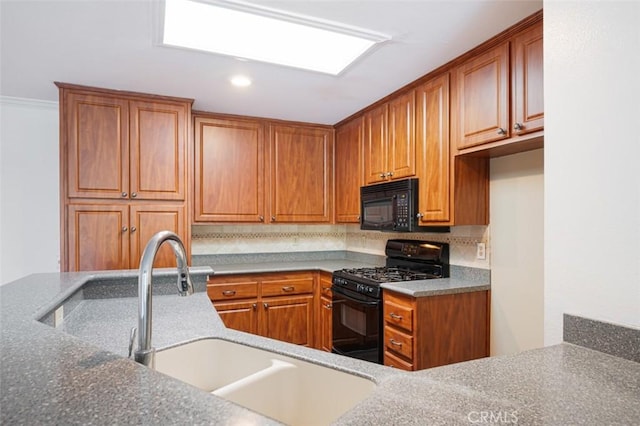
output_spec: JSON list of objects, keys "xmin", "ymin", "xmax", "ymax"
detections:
[
  {"xmin": 0, "ymin": 97, "xmax": 60, "ymax": 284},
  {"xmin": 544, "ymin": 1, "xmax": 640, "ymax": 344},
  {"xmin": 490, "ymin": 149, "xmax": 544, "ymax": 356}
]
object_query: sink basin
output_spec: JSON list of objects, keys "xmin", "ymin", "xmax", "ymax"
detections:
[{"xmin": 154, "ymin": 338, "xmax": 376, "ymax": 425}]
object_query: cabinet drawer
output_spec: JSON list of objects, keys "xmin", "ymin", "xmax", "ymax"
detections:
[
  {"xmin": 384, "ymin": 350, "xmax": 414, "ymax": 371},
  {"xmin": 261, "ymin": 278, "xmax": 314, "ymax": 297},
  {"xmin": 207, "ymin": 283, "xmax": 258, "ymax": 301},
  {"xmin": 383, "ymin": 298, "xmax": 414, "ymax": 332},
  {"xmin": 384, "ymin": 325, "xmax": 414, "ymax": 360}
]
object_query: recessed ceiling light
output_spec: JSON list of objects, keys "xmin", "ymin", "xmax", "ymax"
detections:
[
  {"xmin": 230, "ymin": 75, "xmax": 252, "ymax": 87},
  {"xmin": 162, "ymin": 0, "xmax": 390, "ymax": 75}
]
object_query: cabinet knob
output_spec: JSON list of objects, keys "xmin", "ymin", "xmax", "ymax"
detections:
[
  {"xmin": 259, "ymin": 215, "xmax": 264, "ymax": 222},
  {"xmin": 416, "ymin": 213, "xmax": 424, "ymax": 219},
  {"xmin": 252, "ymin": 303, "xmax": 257, "ymax": 310},
  {"xmin": 324, "ymin": 303, "xmax": 332, "ymax": 309},
  {"xmin": 263, "ymin": 303, "xmax": 268, "ymax": 309},
  {"xmin": 131, "ymin": 192, "xmax": 137, "ymax": 198},
  {"xmin": 271, "ymin": 216, "xmax": 276, "ymax": 222},
  {"xmin": 122, "ymin": 226, "xmax": 128, "ymax": 232},
  {"xmin": 121, "ymin": 192, "xmax": 128, "ymax": 198},
  {"xmin": 379, "ymin": 173, "xmax": 386, "ymax": 178},
  {"xmin": 497, "ymin": 127, "xmax": 507, "ymax": 136},
  {"xmin": 514, "ymin": 122, "xmax": 524, "ymax": 131},
  {"xmin": 130, "ymin": 226, "xmax": 136, "ymax": 233},
  {"xmin": 386, "ymin": 172, "xmax": 394, "ymax": 177}
]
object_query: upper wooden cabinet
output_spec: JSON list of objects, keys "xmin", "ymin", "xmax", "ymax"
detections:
[
  {"xmin": 193, "ymin": 116, "xmax": 266, "ymax": 222},
  {"xmin": 452, "ymin": 42, "xmax": 510, "ymax": 149},
  {"xmin": 452, "ymin": 19, "xmax": 543, "ymax": 154},
  {"xmin": 512, "ymin": 21, "xmax": 544, "ymax": 136},
  {"xmin": 193, "ymin": 114, "xmax": 333, "ymax": 224},
  {"xmin": 268, "ymin": 123, "xmax": 333, "ymax": 223},
  {"xmin": 334, "ymin": 117, "xmax": 364, "ymax": 223},
  {"xmin": 62, "ymin": 88, "xmax": 188, "ymax": 201},
  {"xmin": 364, "ymin": 92, "xmax": 416, "ymax": 185}
]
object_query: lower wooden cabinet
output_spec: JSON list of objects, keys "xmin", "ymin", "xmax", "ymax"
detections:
[
  {"xmin": 383, "ymin": 289, "xmax": 489, "ymax": 371},
  {"xmin": 317, "ymin": 271, "xmax": 333, "ymax": 352},
  {"xmin": 208, "ymin": 272, "xmax": 316, "ymax": 347}
]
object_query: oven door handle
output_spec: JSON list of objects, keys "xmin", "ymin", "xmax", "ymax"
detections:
[{"xmin": 331, "ymin": 285, "xmax": 380, "ymax": 306}]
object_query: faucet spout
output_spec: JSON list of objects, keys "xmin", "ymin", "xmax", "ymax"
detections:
[{"xmin": 134, "ymin": 230, "xmax": 193, "ymax": 366}]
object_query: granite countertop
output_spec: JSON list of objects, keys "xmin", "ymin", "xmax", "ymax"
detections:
[{"xmin": 2, "ymin": 261, "xmax": 639, "ymax": 425}]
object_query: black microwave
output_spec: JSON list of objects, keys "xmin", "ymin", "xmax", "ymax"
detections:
[{"xmin": 360, "ymin": 178, "xmax": 449, "ymax": 233}]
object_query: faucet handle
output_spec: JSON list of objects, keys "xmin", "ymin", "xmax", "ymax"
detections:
[{"xmin": 128, "ymin": 327, "xmax": 137, "ymax": 358}]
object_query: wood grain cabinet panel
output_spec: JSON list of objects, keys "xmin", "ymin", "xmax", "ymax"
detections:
[
  {"xmin": 387, "ymin": 91, "xmax": 416, "ymax": 181},
  {"xmin": 512, "ymin": 21, "xmax": 544, "ymax": 136},
  {"xmin": 213, "ymin": 301, "xmax": 259, "ymax": 335},
  {"xmin": 383, "ymin": 290, "xmax": 489, "ymax": 370},
  {"xmin": 363, "ymin": 103, "xmax": 388, "ymax": 185},
  {"xmin": 129, "ymin": 204, "xmax": 185, "ymax": 269},
  {"xmin": 334, "ymin": 117, "xmax": 364, "ymax": 223},
  {"xmin": 193, "ymin": 115, "xmax": 266, "ymax": 222},
  {"xmin": 316, "ymin": 271, "xmax": 333, "ymax": 352},
  {"xmin": 261, "ymin": 295, "xmax": 314, "ymax": 347},
  {"xmin": 269, "ymin": 124, "xmax": 333, "ymax": 223}
]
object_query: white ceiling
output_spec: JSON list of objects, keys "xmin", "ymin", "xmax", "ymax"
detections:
[{"xmin": 0, "ymin": 0, "xmax": 542, "ymax": 125}]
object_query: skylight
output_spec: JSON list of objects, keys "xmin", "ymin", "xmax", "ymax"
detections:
[{"xmin": 162, "ymin": 0, "xmax": 389, "ymax": 75}]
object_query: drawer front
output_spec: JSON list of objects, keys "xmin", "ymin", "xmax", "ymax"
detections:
[
  {"xmin": 261, "ymin": 277, "xmax": 314, "ymax": 297},
  {"xmin": 383, "ymin": 299, "xmax": 414, "ymax": 332},
  {"xmin": 384, "ymin": 325, "xmax": 414, "ymax": 360},
  {"xmin": 207, "ymin": 283, "xmax": 258, "ymax": 301},
  {"xmin": 384, "ymin": 350, "xmax": 414, "ymax": 371}
]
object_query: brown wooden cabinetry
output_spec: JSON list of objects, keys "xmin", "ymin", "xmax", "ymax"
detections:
[
  {"xmin": 383, "ymin": 290, "xmax": 489, "ymax": 371},
  {"xmin": 208, "ymin": 272, "xmax": 316, "ymax": 347},
  {"xmin": 334, "ymin": 117, "xmax": 364, "ymax": 223},
  {"xmin": 58, "ymin": 83, "xmax": 192, "ymax": 271},
  {"xmin": 452, "ymin": 19, "xmax": 543, "ymax": 155},
  {"xmin": 193, "ymin": 113, "xmax": 333, "ymax": 224},
  {"xmin": 316, "ymin": 272, "xmax": 333, "ymax": 352},
  {"xmin": 364, "ymin": 92, "xmax": 416, "ymax": 185}
]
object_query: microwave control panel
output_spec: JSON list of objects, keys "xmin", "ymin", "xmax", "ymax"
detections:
[{"xmin": 394, "ymin": 193, "xmax": 410, "ymax": 230}]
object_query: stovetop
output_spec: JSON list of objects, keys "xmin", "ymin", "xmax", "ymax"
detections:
[{"xmin": 334, "ymin": 266, "xmax": 438, "ymax": 284}]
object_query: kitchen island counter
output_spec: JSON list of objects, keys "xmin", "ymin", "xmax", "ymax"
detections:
[{"xmin": 1, "ymin": 270, "xmax": 638, "ymax": 425}]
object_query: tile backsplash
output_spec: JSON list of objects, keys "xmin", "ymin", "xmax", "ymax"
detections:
[{"xmin": 192, "ymin": 224, "xmax": 490, "ymax": 269}]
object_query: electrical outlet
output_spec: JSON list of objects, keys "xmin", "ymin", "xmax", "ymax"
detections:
[{"xmin": 476, "ymin": 243, "xmax": 486, "ymax": 260}]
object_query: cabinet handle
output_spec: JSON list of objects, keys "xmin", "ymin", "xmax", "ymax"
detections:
[
  {"xmin": 122, "ymin": 226, "xmax": 128, "ymax": 232},
  {"xmin": 259, "ymin": 216, "xmax": 264, "ymax": 222},
  {"xmin": 324, "ymin": 303, "xmax": 332, "ymax": 309},
  {"xmin": 121, "ymin": 192, "xmax": 128, "ymax": 198},
  {"xmin": 389, "ymin": 313, "xmax": 403, "ymax": 320},
  {"xmin": 252, "ymin": 303, "xmax": 257, "ymax": 310},
  {"xmin": 514, "ymin": 122, "xmax": 524, "ymax": 131},
  {"xmin": 271, "ymin": 216, "xmax": 276, "ymax": 222},
  {"xmin": 131, "ymin": 192, "xmax": 137, "ymax": 198},
  {"xmin": 130, "ymin": 226, "xmax": 136, "ymax": 233},
  {"xmin": 222, "ymin": 290, "xmax": 236, "ymax": 296},
  {"xmin": 389, "ymin": 339, "xmax": 402, "ymax": 347},
  {"xmin": 416, "ymin": 213, "xmax": 424, "ymax": 219},
  {"xmin": 497, "ymin": 127, "xmax": 507, "ymax": 135},
  {"xmin": 379, "ymin": 173, "xmax": 386, "ymax": 178},
  {"xmin": 263, "ymin": 303, "xmax": 269, "ymax": 309},
  {"xmin": 386, "ymin": 172, "xmax": 394, "ymax": 177},
  {"xmin": 282, "ymin": 286, "xmax": 295, "ymax": 292}
]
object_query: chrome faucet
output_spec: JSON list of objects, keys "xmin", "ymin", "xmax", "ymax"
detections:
[{"xmin": 131, "ymin": 230, "xmax": 193, "ymax": 366}]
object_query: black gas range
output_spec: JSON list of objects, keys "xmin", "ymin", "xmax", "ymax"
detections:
[{"xmin": 330, "ymin": 239, "xmax": 449, "ymax": 364}]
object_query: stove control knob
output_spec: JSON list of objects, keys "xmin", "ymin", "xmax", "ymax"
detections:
[{"xmin": 368, "ymin": 287, "xmax": 373, "ymax": 293}]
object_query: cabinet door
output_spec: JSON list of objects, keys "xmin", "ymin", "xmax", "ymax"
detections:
[
  {"xmin": 261, "ymin": 296, "xmax": 314, "ymax": 346},
  {"xmin": 214, "ymin": 301, "xmax": 259, "ymax": 335},
  {"xmin": 269, "ymin": 124, "xmax": 332, "ymax": 223},
  {"xmin": 65, "ymin": 92, "xmax": 129, "ymax": 199},
  {"xmin": 194, "ymin": 116, "xmax": 265, "ymax": 222},
  {"xmin": 363, "ymin": 103, "xmax": 388, "ymax": 184},
  {"xmin": 129, "ymin": 100, "xmax": 187, "ymax": 200},
  {"xmin": 415, "ymin": 74, "xmax": 451, "ymax": 223},
  {"xmin": 512, "ymin": 22, "xmax": 544, "ymax": 135},
  {"xmin": 387, "ymin": 91, "xmax": 416, "ymax": 180},
  {"xmin": 334, "ymin": 117, "xmax": 364, "ymax": 223},
  {"xmin": 319, "ymin": 295, "xmax": 333, "ymax": 352},
  {"xmin": 453, "ymin": 42, "xmax": 510, "ymax": 149},
  {"xmin": 129, "ymin": 204, "xmax": 185, "ymax": 269},
  {"xmin": 67, "ymin": 204, "xmax": 129, "ymax": 271}
]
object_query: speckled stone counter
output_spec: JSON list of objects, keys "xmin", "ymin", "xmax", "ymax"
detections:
[{"xmin": 2, "ymin": 265, "xmax": 639, "ymax": 425}]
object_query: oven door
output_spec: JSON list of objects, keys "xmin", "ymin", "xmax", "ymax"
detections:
[{"xmin": 331, "ymin": 285, "xmax": 382, "ymax": 364}]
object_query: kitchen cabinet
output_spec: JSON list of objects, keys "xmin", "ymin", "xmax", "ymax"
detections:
[
  {"xmin": 383, "ymin": 290, "xmax": 489, "ymax": 371},
  {"xmin": 451, "ymin": 19, "xmax": 543, "ymax": 155},
  {"xmin": 208, "ymin": 272, "xmax": 316, "ymax": 347},
  {"xmin": 193, "ymin": 113, "xmax": 333, "ymax": 224},
  {"xmin": 334, "ymin": 117, "xmax": 364, "ymax": 223},
  {"xmin": 193, "ymin": 115, "xmax": 266, "ymax": 222},
  {"xmin": 67, "ymin": 202, "xmax": 185, "ymax": 271},
  {"xmin": 269, "ymin": 124, "xmax": 333, "ymax": 223},
  {"xmin": 316, "ymin": 272, "xmax": 333, "ymax": 352},
  {"xmin": 364, "ymin": 91, "xmax": 416, "ymax": 185},
  {"xmin": 58, "ymin": 83, "xmax": 192, "ymax": 272}
]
